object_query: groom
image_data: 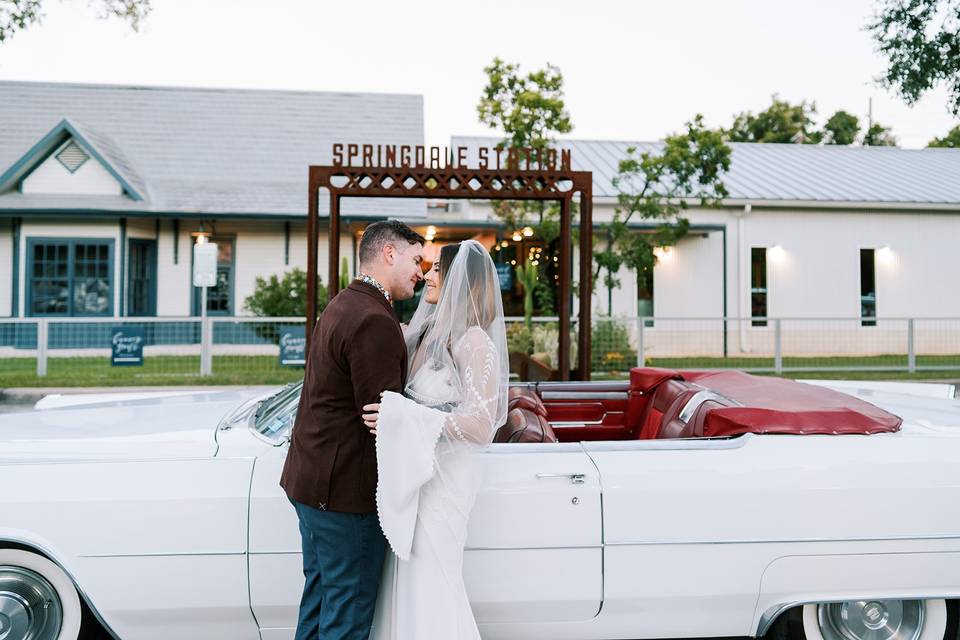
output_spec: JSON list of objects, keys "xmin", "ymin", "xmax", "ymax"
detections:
[{"xmin": 281, "ymin": 219, "xmax": 425, "ymax": 640}]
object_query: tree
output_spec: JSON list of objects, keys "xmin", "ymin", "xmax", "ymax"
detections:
[
  {"xmin": 244, "ymin": 268, "xmax": 328, "ymax": 317},
  {"xmin": 928, "ymin": 124, "xmax": 960, "ymax": 146},
  {"xmin": 726, "ymin": 95, "xmax": 819, "ymax": 143},
  {"xmin": 863, "ymin": 121, "xmax": 898, "ymax": 146},
  {"xmin": 822, "ymin": 110, "xmax": 861, "ymax": 145},
  {"xmin": 0, "ymin": 0, "xmax": 151, "ymax": 43},
  {"xmin": 477, "ymin": 57, "xmax": 573, "ymax": 242},
  {"xmin": 594, "ymin": 115, "xmax": 731, "ymax": 315},
  {"xmin": 868, "ymin": 0, "xmax": 960, "ymax": 116}
]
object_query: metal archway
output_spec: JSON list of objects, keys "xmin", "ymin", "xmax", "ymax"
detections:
[{"xmin": 306, "ymin": 157, "xmax": 593, "ymax": 380}]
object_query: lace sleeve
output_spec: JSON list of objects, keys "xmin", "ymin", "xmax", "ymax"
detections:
[{"xmin": 444, "ymin": 327, "xmax": 500, "ymax": 444}]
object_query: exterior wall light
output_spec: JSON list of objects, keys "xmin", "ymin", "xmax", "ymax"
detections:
[
  {"xmin": 769, "ymin": 244, "xmax": 786, "ymax": 263},
  {"xmin": 653, "ymin": 246, "xmax": 673, "ymax": 261}
]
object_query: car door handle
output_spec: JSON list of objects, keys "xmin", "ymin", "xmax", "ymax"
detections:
[{"xmin": 536, "ymin": 473, "xmax": 586, "ymax": 484}]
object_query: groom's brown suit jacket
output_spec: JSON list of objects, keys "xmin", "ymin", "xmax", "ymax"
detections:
[{"xmin": 281, "ymin": 280, "xmax": 407, "ymax": 514}]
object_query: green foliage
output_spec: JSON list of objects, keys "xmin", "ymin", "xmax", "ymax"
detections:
[
  {"xmin": 863, "ymin": 122, "xmax": 898, "ymax": 146},
  {"xmin": 0, "ymin": 0, "xmax": 150, "ymax": 43},
  {"xmin": 244, "ymin": 268, "xmax": 328, "ymax": 317},
  {"xmin": 929, "ymin": 125, "xmax": 960, "ymax": 147},
  {"xmin": 868, "ymin": 0, "xmax": 960, "ymax": 116},
  {"xmin": 594, "ymin": 115, "xmax": 730, "ymax": 315},
  {"xmin": 592, "ymin": 319, "xmax": 636, "ymax": 372},
  {"xmin": 533, "ymin": 279, "xmax": 555, "ymax": 316},
  {"xmin": 515, "ymin": 259, "xmax": 539, "ymax": 328},
  {"xmin": 822, "ymin": 110, "xmax": 861, "ymax": 145},
  {"xmin": 506, "ymin": 323, "xmax": 534, "ymax": 355},
  {"xmin": 727, "ymin": 95, "xmax": 819, "ymax": 143},
  {"xmin": 477, "ymin": 57, "xmax": 572, "ymax": 237},
  {"xmin": 339, "ymin": 257, "xmax": 350, "ymax": 291}
]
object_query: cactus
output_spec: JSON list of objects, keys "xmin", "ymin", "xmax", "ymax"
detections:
[
  {"xmin": 515, "ymin": 259, "xmax": 538, "ymax": 329},
  {"xmin": 339, "ymin": 257, "xmax": 350, "ymax": 291}
]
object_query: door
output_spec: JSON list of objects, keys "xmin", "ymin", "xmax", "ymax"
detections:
[
  {"xmin": 128, "ymin": 238, "xmax": 157, "ymax": 316},
  {"xmin": 466, "ymin": 443, "xmax": 603, "ymax": 625},
  {"xmin": 247, "ymin": 441, "xmax": 602, "ymax": 639}
]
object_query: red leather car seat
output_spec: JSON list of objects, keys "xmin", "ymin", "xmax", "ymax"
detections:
[{"xmin": 495, "ymin": 387, "xmax": 557, "ymax": 443}]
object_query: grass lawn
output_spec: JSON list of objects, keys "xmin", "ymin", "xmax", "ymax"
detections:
[
  {"xmin": 0, "ymin": 356, "xmax": 305, "ymax": 388},
  {"xmin": 2, "ymin": 354, "xmax": 959, "ymax": 387}
]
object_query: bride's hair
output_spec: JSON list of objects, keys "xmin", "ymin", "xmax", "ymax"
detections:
[{"xmin": 438, "ymin": 242, "xmax": 498, "ymax": 329}]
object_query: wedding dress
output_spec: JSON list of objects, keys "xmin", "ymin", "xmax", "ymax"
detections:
[{"xmin": 369, "ymin": 240, "xmax": 509, "ymax": 640}]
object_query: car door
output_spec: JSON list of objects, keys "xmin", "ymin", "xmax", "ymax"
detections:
[
  {"xmin": 466, "ymin": 441, "xmax": 603, "ymax": 626},
  {"xmin": 247, "ymin": 439, "xmax": 602, "ymax": 639}
]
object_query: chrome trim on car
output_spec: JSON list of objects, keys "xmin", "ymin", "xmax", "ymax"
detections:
[
  {"xmin": 541, "ymin": 391, "xmax": 629, "ymax": 400},
  {"xmin": 581, "ymin": 434, "xmax": 753, "ymax": 452},
  {"xmin": 536, "ymin": 381, "xmax": 630, "ymax": 393},
  {"xmin": 677, "ymin": 389, "xmax": 743, "ymax": 424},
  {"xmin": 605, "ymin": 533, "xmax": 960, "ymax": 547},
  {"xmin": 549, "ymin": 419, "xmax": 607, "ymax": 427},
  {"xmin": 0, "ymin": 537, "xmax": 122, "ymax": 640}
]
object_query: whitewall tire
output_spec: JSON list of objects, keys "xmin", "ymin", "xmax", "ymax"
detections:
[
  {"xmin": 0, "ymin": 548, "xmax": 82, "ymax": 640},
  {"xmin": 796, "ymin": 599, "xmax": 953, "ymax": 640}
]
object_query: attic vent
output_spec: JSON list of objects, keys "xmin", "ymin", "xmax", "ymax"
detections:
[{"xmin": 56, "ymin": 141, "xmax": 90, "ymax": 173}]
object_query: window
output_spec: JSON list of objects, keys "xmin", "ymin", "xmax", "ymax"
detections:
[
  {"xmin": 750, "ymin": 247, "xmax": 767, "ymax": 326},
  {"xmin": 28, "ymin": 239, "xmax": 114, "ymax": 316},
  {"xmin": 860, "ymin": 249, "xmax": 876, "ymax": 327}
]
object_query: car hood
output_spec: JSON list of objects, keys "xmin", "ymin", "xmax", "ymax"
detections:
[{"xmin": 0, "ymin": 388, "xmax": 265, "ymax": 462}]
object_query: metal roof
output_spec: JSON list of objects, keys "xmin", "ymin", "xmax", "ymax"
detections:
[
  {"xmin": 0, "ymin": 81, "xmax": 426, "ymax": 217},
  {"xmin": 451, "ymin": 136, "xmax": 960, "ymax": 208}
]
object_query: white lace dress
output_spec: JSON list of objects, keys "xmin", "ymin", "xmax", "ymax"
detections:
[{"xmin": 370, "ymin": 327, "xmax": 500, "ymax": 640}]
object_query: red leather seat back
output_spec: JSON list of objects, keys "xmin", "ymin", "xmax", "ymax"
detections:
[
  {"xmin": 653, "ymin": 380, "xmax": 701, "ymax": 439},
  {"xmin": 629, "ymin": 367, "xmax": 683, "ymax": 439},
  {"xmin": 494, "ymin": 407, "xmax": 558, "ymax": 443}
]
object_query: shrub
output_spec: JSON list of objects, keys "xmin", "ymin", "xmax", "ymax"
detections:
[{"xmin": 244, "ymin": 268, "xmax": 328, "ymax": 317}]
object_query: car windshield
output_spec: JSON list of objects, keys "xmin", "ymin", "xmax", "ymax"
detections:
[{"xmin": 252, "ymin": 381, "xmax": 303, "ymax": 441}]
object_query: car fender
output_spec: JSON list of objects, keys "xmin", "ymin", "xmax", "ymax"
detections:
[{"xmin": 754, "ymin": 551, "xmax": 960, "ymax": 635}]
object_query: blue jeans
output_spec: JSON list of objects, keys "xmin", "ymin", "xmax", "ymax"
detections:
[{"xmin": 291, "ymin": 500, "xmax": 387, "ymax": 640}]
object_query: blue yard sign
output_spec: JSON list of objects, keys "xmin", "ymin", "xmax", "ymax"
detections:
[
  {"xmin": 279, "ymin": 325, "xmax": 306, "ymax": 367},
  {"xmin": 111, "ymin": 326, "xmax": 145, "ymax": 366}
]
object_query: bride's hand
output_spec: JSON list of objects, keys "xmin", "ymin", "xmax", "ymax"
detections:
[{"xmin": 362, "ymin": 392, "xmax": 384, "ymax": 435}]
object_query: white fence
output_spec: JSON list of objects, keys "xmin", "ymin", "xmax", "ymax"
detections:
[{"xmin": 0, "ymin": 316, "xmax": 958, "ymax": 381}]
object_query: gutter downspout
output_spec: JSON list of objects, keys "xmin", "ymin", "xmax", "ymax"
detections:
[{"xmin": 737, "ymin": 203, "xmax": 751, "ymax": 353}]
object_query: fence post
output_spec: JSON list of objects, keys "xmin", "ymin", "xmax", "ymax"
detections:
[
  {"xmin": 637, "ymin": 317, "xmax": 645, "ymax": 368},
  {"xmin": 36, "ymin": 318, "xmax": 48, "ymax": 377},
  {"xmin": 907, "ymin": 318, "xmax": 916, "ymax": 373},
  {"xmin": 200, "ymin": 317, "xmax": 213, "ymax": 376},
  {"xmin": 774, "ymin": 318, "xmax": 783, "ymax": 375}
]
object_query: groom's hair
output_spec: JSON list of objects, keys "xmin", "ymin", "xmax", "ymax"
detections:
[{"xmin": 358, "ymin": 220, "xmax": 425, "ymax": 267}]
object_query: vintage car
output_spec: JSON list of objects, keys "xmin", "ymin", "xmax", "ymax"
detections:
[{"xmin": 1, "ymin": 368, "xmax": 959, "ymax": 640}]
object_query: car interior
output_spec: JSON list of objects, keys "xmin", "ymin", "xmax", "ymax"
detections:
[{"xmin": 492, "ymin": 367, "xmax": 903, "ymax": 443}]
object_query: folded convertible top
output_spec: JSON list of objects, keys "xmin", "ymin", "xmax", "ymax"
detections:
[{"xmin": 631, "ymin": 367, "xmax": 903, "ymax": 437}]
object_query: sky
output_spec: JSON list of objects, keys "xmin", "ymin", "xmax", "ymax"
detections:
[{"xmin": 1, "ymin": 0, "xmax": 957, "ymax": 149}]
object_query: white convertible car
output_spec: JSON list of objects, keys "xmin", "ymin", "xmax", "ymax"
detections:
[{"xmin": 1, "ymin": 368, "xmax": 959, "ymax": 640}]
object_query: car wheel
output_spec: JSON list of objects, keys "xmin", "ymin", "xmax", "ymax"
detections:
[{"xmin": 0, "ymin": 548, "xmax": 83, "ymax": 640}]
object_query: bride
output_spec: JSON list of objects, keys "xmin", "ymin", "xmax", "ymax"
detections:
[{"xmin": 361, "ymin": 239, "xmax": 509, "ymax": 640}]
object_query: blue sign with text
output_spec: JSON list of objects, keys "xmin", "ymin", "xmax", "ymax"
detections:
[
  {"xmin": 495, "ymin": 263, "xmax": 513, "ymax": 291},
  {"xmin": 279, "ymin": 325, "xmax": 307, "ymax": 367},
  {"xmin": 111, "ymin": 326, "xmax": 145, "ymax": 366}
]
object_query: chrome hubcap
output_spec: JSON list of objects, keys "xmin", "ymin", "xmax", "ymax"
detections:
[
  {"xmin": 819, "ymin": 600, "xmax": 925, "ymax": 640},
  {"xmin": 0, "ymin": 565, "xmax": 62, "ymax": 640}
]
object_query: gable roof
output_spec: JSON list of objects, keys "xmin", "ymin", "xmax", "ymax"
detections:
[
  {"xmin": 452, "ymin": 136, "xmax": 960, "ymax": 210},
  {"xmin": 0, "ymin": 117, "xmax": 147, "ymax": 200},
  {"xmin": 0, "ymin": 81, "xmax": 426, "ymax": 218}
]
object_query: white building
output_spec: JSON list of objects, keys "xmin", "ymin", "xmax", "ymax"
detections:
[
  {"xmin": 0, "ymin": 81, "xmax": 424, "ymax": 321},
  {"xmin": 2, "ymin": 82, "xmax": 959, "ymax": 360}
]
